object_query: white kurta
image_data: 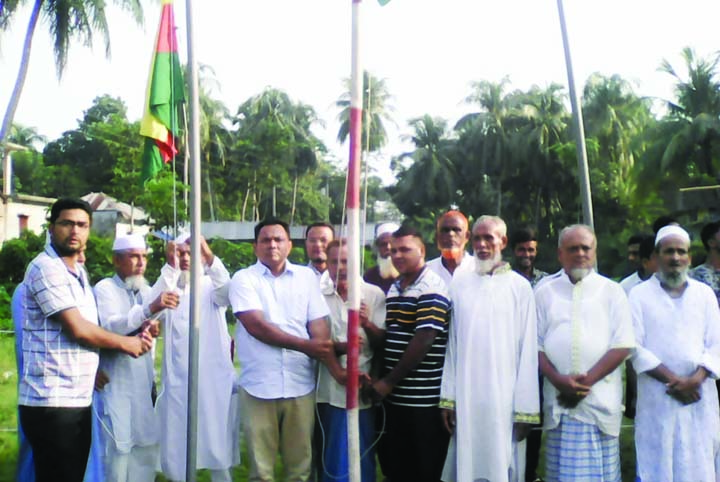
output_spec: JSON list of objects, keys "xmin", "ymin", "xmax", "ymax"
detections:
[
  {"xmin": 440, "ymin": 266, "xmax": 540, "ymax": 482},
  {"xmin": 94, "ymin": 276, "xmax": 158, "ymax": 453},
  {"xmin": 535, "ymin": 271, "xmax": 635, "ymax": 437},
  {"xmin": 150, "ymin": 258, "xmax": 237, "ymax": 481},
  {"xmin": 630, "ymin": 276, "xmax": 720, "ymax": 482}
]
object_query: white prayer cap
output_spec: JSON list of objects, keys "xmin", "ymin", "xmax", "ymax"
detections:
[
  {"xmin": 112, "ymin": 233, "xmax": 147, "ymax": 252},
  {"xmin": 655, "ymin": 225, "xmax": 690, "ymax": 246},
  {"xmin": 375, "ymin": 222, "xmax": 400, "ymax": 239},
  {"xmin": 175, "ymin": 232, "xmax": 191, "ymax": 244}
]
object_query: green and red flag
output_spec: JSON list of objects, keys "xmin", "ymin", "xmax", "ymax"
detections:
[{"xmin": 140, "ymin": 0, "xmax": 185, "ymax": 184}]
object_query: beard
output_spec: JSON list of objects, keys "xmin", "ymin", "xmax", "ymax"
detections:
[
  {"xmin": 124, "ymin": 275, "xmax": 148, "ymax": 292},
  {"xmin": 177, "ymin": 270, "xmax": 191, "ymax": 290},
  {"xmin": 377, "ymin": 256, "xmax": 399, "ymax": 279},
  {"xmin": 474, "ymin": 252, "xmax": 503, "ymax": 275},
  {"xmin": 657, "ymin": 268, "xmax": 688, "ymax": 289},
  {"xmin": 440, "ymin": 247, "xmax": 463, "ymax": 260},
  {"xmin": 568, "ymin": 268, "xmax": 591, "ymax": 282}
]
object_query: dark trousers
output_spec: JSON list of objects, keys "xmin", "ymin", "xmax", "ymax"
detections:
[
  {"xmin": 378, "ymin": 402, "xmax": 450, "ymax": 482},
  {"xmin": 19, "ymin": 405, "xmax": 91, "ymax": 482},
  {"xmin": 525, "ymin": 373, "xmax": 545, "ymax": 481}
]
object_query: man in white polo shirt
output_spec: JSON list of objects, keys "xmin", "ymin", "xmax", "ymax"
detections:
[
  {"xmin": 18, "ymin": 198, "xmax": 154, "ymax": 482},
  {"xmin": 229, "ymin": 218, "xmax": 342, "ymax": 482}
]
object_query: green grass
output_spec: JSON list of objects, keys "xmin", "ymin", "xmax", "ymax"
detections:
[{"xmin": 0, "ymin": 334, "xmax": 638, "ymax": 481}]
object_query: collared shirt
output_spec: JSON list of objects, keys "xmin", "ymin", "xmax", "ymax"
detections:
[
  {"xmin": 514, "ymin": 266, "xmax": 549, "ymax": 288},
  {"xmin": 690, "ymin": 263, "xmax": 720, "ymax": 307},
  {"xmin": 426, "ymin": 251, "xmax": 474, "ymax": 287},
  {"xmin": 535, "ymin": 270, "xmax": 635, "ymax": 436},
  {"xmin": 19, "ymin": 245, "xmax": 99, "ymax": 407},
  {"xmin": 229, "ymin": 260, "xmax": 330, "ymax": 399},
  {"xmin": 316, "ymin": 281, "xmax": 386, "ymax": 409},
  {"xmin": 384, "ymin": 266, "xmax": 451, "ymax": 407}
]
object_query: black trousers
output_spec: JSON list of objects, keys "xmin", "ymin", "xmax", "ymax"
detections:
[
  {"xmin": 378, "ymin": 402, "xmax": 450, "ymax": 482},
  {"xmin": 19, "ymin": 405, "xmax": 92, "ymax": 482}
]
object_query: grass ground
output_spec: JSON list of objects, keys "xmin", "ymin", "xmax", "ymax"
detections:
[{"xmin": 0, "ymin": 334, "xmax": 638, "ymax": 481}]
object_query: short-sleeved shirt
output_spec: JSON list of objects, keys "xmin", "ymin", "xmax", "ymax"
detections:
[
  {"xmin": 229, "ymin": 260, "xmax": 330, "ymax": 399},
  {"xmin": 19, "ymin": 245, "xmax": 99, "ymax": 407},
  {"xmin": 316, "ymin": 281, "xmax": 386, "ymax": 409},
  {"xmin": 383, "ymin": 266, "xmax": 451, "ymax": 407}
]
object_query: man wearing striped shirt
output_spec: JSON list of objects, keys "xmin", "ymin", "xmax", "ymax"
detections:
[{"xmin": 368, "ymin": 225, "xmax": 451, "ymax": 482}]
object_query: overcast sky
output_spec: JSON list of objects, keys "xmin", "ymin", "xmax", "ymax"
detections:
[{"xmin": 2, "ymin": 0, "xmax": 719, "ymax": 184}]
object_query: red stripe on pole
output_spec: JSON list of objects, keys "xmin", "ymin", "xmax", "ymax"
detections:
[
  {"xmin": 347, "ymin": 107, "xmax": 362, "ymax": 208},
  {"xmin": 346, "ymin": 309, "xmax": 360, "ymax": 410}
]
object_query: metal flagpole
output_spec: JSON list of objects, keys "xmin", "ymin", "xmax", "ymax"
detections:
[
  {"xmin": 556, "ymin": 0, "xmax": 594, "ymax": 229},
  {"xmin": 184, "ymin": 0, "xmax": 202, "ymax": 480},
  {"xmin": 345, "ymin": 1, "xmax": 363, "ymax": 481}
]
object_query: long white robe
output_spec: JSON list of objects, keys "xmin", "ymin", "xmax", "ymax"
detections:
[
  {"xmin": 440, "ymin": 266, "xmax": 540, "ymax": 482},
  {"xmin": 630, "ymin": 276, "xmax": 720, "ymax": 482},
  {"xmin": 94, "ymin": 276, "xmax": 158, "ymax": 454},
  {"xmin": 150, "ymin": 258, "xmax": 237, "ymax": 481}
]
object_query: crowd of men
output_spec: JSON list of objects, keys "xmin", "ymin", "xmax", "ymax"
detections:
[{"xmin": 12, "ymin": 196, "xmax": 720, "ymax": 482}]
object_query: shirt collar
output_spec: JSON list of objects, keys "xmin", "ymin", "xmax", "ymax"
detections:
[{"xmin": 254, "ymin": 259, "xmax": 296, "ymax": 277}]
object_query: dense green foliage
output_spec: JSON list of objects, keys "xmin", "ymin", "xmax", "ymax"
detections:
[{"xmin": 4, "ymin": 50, "xmax": 720, "ymax": 281}]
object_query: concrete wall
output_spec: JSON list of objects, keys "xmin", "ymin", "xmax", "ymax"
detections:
[{"xmin": 0, "ymin": 195, "xmax": 53, "ymax": 245}]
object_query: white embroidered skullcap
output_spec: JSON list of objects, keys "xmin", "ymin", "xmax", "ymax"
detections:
[
  {"xmin": 112, "ymin": 233, "xmax": 147, "ymax": 252},
  {"xmin": 375, "ymin": 222, "xmax": 400, "ymax": 239},
  {"xmin": 655, "ymin": 225, "xmax": 690, "ymax": 246},
  {"xmin": 175, "ymin": 232, "xmax": 191, "ymax": 244}
]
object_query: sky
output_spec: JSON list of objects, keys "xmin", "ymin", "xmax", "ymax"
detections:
[{"xmin": 1, "ymin": 0, "xmax": 720, "ymax": 185}]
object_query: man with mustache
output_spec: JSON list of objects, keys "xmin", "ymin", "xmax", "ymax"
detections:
[
  {"xmin": 440, "ymin": 216, "xmax": 539, "ymax": 482},
  {"xmin": 93, "ymin": 233, "xmax": 180, "ymax": 482},
  {"xmin": 426, "ymin": 211, "xmax": 473, "ymax": 287},
  {"xmin": 535, "ymin": 224, "xmax": 634, "ymax": 482},
  {"xmin": 630, "ymin": 225, "xmax": 720, "ymax": 481}
]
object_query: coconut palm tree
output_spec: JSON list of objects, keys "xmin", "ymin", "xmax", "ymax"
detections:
[
  {"xmin": 336, "ymin": 70, "xmax": 395, "ymax": 152},
  {"xmin": 658, "ymin": 47, "xmax": 720, "ymax": 181},
  {"xmin": 0, "ymin": 0, "xmax": 144, "ymax": 151}
]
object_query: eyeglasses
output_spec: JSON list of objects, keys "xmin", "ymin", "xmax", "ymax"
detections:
[{"xmin": 55, "ymin": 220, "xmax": 90, "ymax": 230}]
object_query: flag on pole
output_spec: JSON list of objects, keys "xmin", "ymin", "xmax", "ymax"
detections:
[{"xmin": 140, "ymin": 0, "xmax": 185, "ymax": 184}]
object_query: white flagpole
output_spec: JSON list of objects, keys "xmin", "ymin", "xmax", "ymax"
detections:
[
  {"xmin": 556, "ymin": 0, "xmax": 594, "ymax": 229},
  {"xmin": 184, "ymin": 0, "xmax": 202, "ymax": 480}
]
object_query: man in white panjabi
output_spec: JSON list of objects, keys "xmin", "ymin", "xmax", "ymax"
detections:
[
  {"xmin": 440, "ymin": 215, "xmax": 539, "ymax": 482},
  {"xmin": 630, "ymin": 225, "xmax": 720, "ymax": 481},
  {"xmin": 535, "ymin": 224, "xmax": 634, "ymax": 482},
  {"xmin": 150, "ymin": 235, "xmax": 237, "ymax": 482},
  {"xmin": 94, "ymin": 234, "xmax": 180, "ymax": 482}
]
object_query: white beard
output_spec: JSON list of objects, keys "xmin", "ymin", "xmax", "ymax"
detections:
[
  {"xmin": 124, "ymin": 275, "xmax": 148, "ymax": 292},
  {"xmin": 657, "ymin": 268, "xmax": 688, "ymax": 289},
  {"xmin": 474, "ymin": 252, "xmax": 502, "ymax": 275},
  {"xmin": 568, "ymin": 268, "xmax": 591, "ymax": 282},
  {"xmin": 377, "ymin": 256, "xmax": 399, "ymax": 279},
  {"xmin": 177, "ymin": 270, "xmax": 191, "ymax": 290}
]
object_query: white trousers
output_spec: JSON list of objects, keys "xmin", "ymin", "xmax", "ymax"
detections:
[{"xmin": 105, "ymin": 443, "xmax": 158, "ymax": 482}]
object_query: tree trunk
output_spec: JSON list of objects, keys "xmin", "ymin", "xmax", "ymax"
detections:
[
  {"xmin": 495, "ymin": 176, "xmax": 502, "ymax": 216},
  {"xmin": 534, "ymin": 186, "xmax": 542, "ymax": 230},
  {"xmin": 0, "ymin": 0, "xmax": 43, "ymax": 152},
  {"xmin": 290, "ymin": 174, "xmax": 298, "ymax": 225},
  {"xmin": 241, "ymin": 185, "xmax": 250, "ymax": 222},
  {"xmin": 205, "ymin": 174, "xmax": 215, "ymax": 222}
]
